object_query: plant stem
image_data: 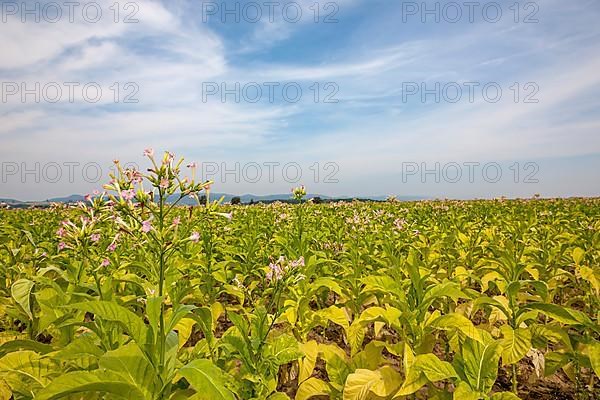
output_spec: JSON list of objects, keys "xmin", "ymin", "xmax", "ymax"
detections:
[
  {"xmin": 512, "ymin": 363, "xmax": 518, "ymax": 394},
  {"xmin": 158, "ymin": 191, "xmax": 166, "ymax": 376}
]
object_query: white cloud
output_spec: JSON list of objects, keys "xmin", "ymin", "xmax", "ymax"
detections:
[{"xmin": 1, "ymin": 0, "xmax": 599, "ymax": 199}]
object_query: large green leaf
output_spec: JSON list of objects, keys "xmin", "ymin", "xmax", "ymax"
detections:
[
  {"xmin": 370, "ymin": 366, "xmax": 402, "ymax": 397},
  {"xmin": 0, "ymin": 350, "xmax": 55, "ymax": 395},
  {"xmin": 68, "ymin": 301, "xmax": 149, "ymax": 345},
  {"xmin": 393, "ymin": 368, "xmax": 428, "ymax": 397},
  {"xmin": 265, "ymin": 334, "xmax": 303, "ymax": 366},
  {"xmin": 421, "ymin": 282, "xmax": 468, "ymax": 309},
  {"xmin": 98, "ymin": 342, "xmax": 161, "ymax": 399},
  {"xmin": 500, "ymin": 325, "xmax": 531, "ymax": 366},
  {"xmin": 298, "ymin": 340, "xmax": 319, "ymax": 383},
  {"xmin": 193, "ymin": 307, "xmax": 215, "ymax": 346},
  {"xmin": 0, "ymin": 340, "xmax": 54, "ymax": 358},
  {"xmin": 456, "ymin": 338, "xmax": 502, "ymax": 393},
  {"xmin": 146, "ymin": 295, "xmax": 163, "ymax": 340},
  {"xmin": 430, "ymin": 313, "xmax": 483, "ymax": 343},
  {"xmin": 572, "ymin": 247, "xmax": 585, "ymax": 264},
  {"xmin": 585, "ymin": 340, "xmax": 600, "ymax": 378},
  {"xmin": 342, "ymin": 369, "xmax": 379, "ymax": 400},
  {"xmin": 11, "ymin": 279, "xmax": 35, "ymax": 320},
  {"xmin": 0, "ymin": 378, "xmax": 11, "ymax": 400},
  {"xmin": 395, "ymin": 354, "xmax": 456, "ymax": 396},
  {"xmin": 178, "ymin": 359, "xmax": 237, "ymax": 400},
  {"xmin": 325, "ymin": 352, "xmax": 352, "ymax": 391},
  {"xmin": 314, "ymin": 306, "xmax": 349, "ymax": 330},
  {"xmin": 412, "ymin": 354, "xmax": 457, "ymax": 382},
  {"xmin": 53, "ymin": 335, "xmax": 103, "ymax": 369},
  {"xmin": 347, "ymin": 320, "xmax": 366, "ymax": 356},
  {"xmin": 523, "ymin": 303, "xmax": 592, "ymax": 326},
  {"xmin": 35, "ymin": 370, "xmax": 145, "ymax": 400},
  {"xmin": 473, "ymin": 297, "xmax": 510, "ymax": 321},
  {"xmin": 296, "ymin": 378, "xmax": 331, "ymax": 400},
  {"xmin": 452, "ymin": 381, "xmax": 482, "ymax": 400},
  {"xmin": 167, "ymin": 304, "xmax": 197, "ymax": 333}
]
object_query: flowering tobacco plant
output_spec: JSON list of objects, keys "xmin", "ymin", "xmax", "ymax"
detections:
[
  {"xmin": 291, "ymin": 185, "xmax": 307, "ymax": 201},
  {"xmin": 0, "ymin": 151, "xmax": 245, "ymax": 400}
]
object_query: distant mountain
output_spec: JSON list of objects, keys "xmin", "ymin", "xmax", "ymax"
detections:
[
  {"xmin": 1, "ymin": 193, "xmax": 430, "ymax": 207},
  {"xmin": 2, "ymin": 195, "xmax": 86, "ymax": 205},
  {"xmin": 0, "ymin": 198, "xmax": 22, "ymax": 204},
  {"xmin": 1, "ymin": 193, "xmax": 329, "ymax": 205},
  {"xmin": 47, "ymin": 194, "xmax": 86, "ymax": 203},
  {"xmin": 207, "ymin": 193, "xmax": 332, "ymax": 203}
]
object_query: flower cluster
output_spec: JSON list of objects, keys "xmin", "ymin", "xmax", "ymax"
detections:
[
  {"xmin": 291, "ymin": 185, "xmax": 307, "ymax": 201},
  {"xmin": 393, "ymin": 218, "xmax": 407, "ymax": 231},
  {"xmin": 265, "ymin": 256, "xmax": 305, "ymax": 283},
  {"xmin": 103, "ymin": 149, "xmax": 211, "ymax": 209},
  {"xmin": 322, "ymin": 241, "xmax": 344, "ymax": 254}
]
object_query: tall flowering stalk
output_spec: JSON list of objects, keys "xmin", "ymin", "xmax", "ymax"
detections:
[
  {"xmin": 291, "ymin": 185, "xmax": 308, "ymax": 257},
  {"xmin": 102, "ymin": 150, "xmax": 212, "ymax": 378}
]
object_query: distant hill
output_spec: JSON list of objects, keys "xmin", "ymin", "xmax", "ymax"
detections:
[
  {"xmin": 47, "ymin": 194, "xmax": 87, "ymax": 203},
  {"xmin": 0, "ymin": 198, "xmax": 23, "ymax": 204},
  {"xmin": 1, "ymin": 193, "xmax": 430, "ymax": 208},
  {"xmin": 202, "ymin": 193, "xmax": 333, "ymax": 203}
]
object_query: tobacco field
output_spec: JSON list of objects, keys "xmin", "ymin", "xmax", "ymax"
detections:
[{"xmin": 0, "ymin": 151, "xmax": 599, "ymax": 400}]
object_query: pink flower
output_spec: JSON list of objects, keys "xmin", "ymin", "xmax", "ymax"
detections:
[
  {"xmin": 266, "ymin": 262, "xmax": 284, "ymax": 282},
  {"xmin": 187, "ymin": 162, "xmax": 197, "ymax": 169},
  {"xmin": 172, "ymin": 216, "xmax": 181, "ymax": 226},
  {"xmin": 93, "ymin": 190, "xmax": 100, "ymax": 195},
  {"xmin": 100, "ymin": 258, "xmax": 110, "ymax": 267},
  {"xmin": 163, "ymin": 152, "xmax": 174, "ymax": 165},
  {"xmin": 84, "ymin": 194, "xmax": 92, "ymax": 202},
  {"xmin": 121, "ymin": 189, "xmax": 135, "ymax": 201},
  {"xmin": 91, "ymin": 233, "xmax": 101, "ymax": 243},
  {"xmin": 190, "ymin": 231, "xmax": 200, "ymax": 243},
  {"xmin": 129, "ymin": 170, "xmax": 143, "ymax": 184},
  {"xmin": 56, "ymin": 227, "xmax": 66, "ymax": 237},
  {"xmin": 159, "ymin": 178, "xmax": 169, "ymax": 189},
  {"xmin": 143, "ymin": 148, "xmax": 154, "ymax": 157},
  {"xmin": 216, "ymin": 212, "xmax": 233, "ymax": 220},
  {"xmin": 394, "ymin": 218, "xmax": 406, "ymax": 230},
  {"xmin": 58, "ymin": 242, "xmax": 66, "ymax": 251},
  {"xmin": 107, "ymin": 242, "xmax": 117, "ymax": 252},
  {"xmin": 290, "ymin": 256, "xmax": 305, "ymax": 268},
  {"xmin": 142, "ymin": 219, "xmax": 152, "ymax": 233}
]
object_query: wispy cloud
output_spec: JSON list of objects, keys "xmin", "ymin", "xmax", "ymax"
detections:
[{"xmin": 1, "ymin": 0, "xmax": 599, "ymax": 199}]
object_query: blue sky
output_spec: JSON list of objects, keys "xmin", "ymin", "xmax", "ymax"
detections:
[{"xmin": 1, "ymin": 0, "xmax": 600, "ymax": 200}]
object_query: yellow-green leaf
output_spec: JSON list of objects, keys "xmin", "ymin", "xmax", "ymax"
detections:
[
  {"xmin": 296, "ymin": 378, "xmax": 331, "ymax": 400},
  {"xmin": 179, "ymin": 359, "xmax": 236, "ymax": 400},
  {"xmin": 299, "ymin": 341, "xmax": 319, "ymax": 383},
  {"xmin": 500, "ymin": 325, "xmax": 531, "ymax": 366},
  {"xmin": 11, "ymin": 279, "xmax": 34, "ymax": 320}
]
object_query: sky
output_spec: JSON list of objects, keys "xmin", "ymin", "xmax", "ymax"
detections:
[{"xmin": 1, "ymin": 0, "xmax": 600, "ymax": 201}]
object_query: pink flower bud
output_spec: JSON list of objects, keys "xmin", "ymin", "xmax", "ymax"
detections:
[{"xmin": 142, "ymin": 219, "xmax": 152, "ymax": 233}]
